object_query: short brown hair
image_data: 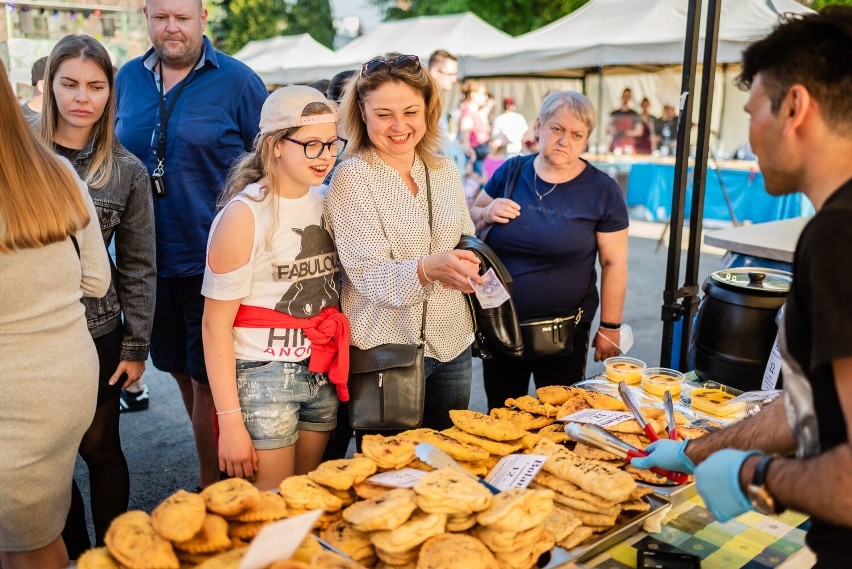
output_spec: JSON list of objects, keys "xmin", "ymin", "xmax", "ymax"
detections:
[
  {"xmin": 339, "ymin": 53, "xmax": 443, "ymax": 168},
  {"xmin": 737, "ymin": 7, "xmax": 852, "ymax": 134},
  {"xmin": 428, "ymin": 49, "xmax": 457, "ymax": 69}
]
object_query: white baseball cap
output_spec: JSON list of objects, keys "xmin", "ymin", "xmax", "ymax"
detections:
[{"xmin": 259, "ymin": 85, "xmax": 336, "ymax": 135}]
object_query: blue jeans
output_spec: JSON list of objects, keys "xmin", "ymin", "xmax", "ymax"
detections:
[
  {"xmin": 354, "ymin": 346, "xmax": 472, "ymax": 449},
  {"xmin": 422, "ymin": 347, "xmax": 473, "ymax": 431}
]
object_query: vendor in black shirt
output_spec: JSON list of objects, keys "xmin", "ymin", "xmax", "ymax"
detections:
[{"xmin": 629, "ymin": 8, "xmax": 852, "ymax": 568}]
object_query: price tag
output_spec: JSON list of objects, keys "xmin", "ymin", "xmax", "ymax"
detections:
[
  {"xmin": 484, "ymin": 454, "xmax": 547, "ymax": 491},
  {"xmin": 367, "ymin": 468, "xmax": 429, "ymax": 488},
  {"xmin": 240, "ymin": 510, "xmax": 322, "ymax": 569},
  {"xmin": 729, "ymin": 390, "xmax": 783, "ymax": 404},
  {"xmin": 762, "ymin": 334, "xmax": 783, "ymax": 390},
  {"xmin": 559, "ymin": 408, "xmax": 633, "ymax": 427}
]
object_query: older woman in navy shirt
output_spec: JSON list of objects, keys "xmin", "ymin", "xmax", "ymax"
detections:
[{"xmin": 470, "ymin": 90, "xmax": 628, "ymax": 410}]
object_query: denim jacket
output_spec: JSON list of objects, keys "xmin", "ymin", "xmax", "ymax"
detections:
[{"xmin": 57, "ymin": 138, "xmax": 156, "ymax": 361}]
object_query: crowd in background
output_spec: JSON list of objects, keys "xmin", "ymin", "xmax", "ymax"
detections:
[{"xmin": 2, "ymin": 3, "xmax": 851, "ymax": 569}]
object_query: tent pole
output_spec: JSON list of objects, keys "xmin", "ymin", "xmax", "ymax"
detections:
[
  {"xmin": 678, "ymin": 0, "xmax": 722, "ymax": 369},
  {"xmin": 660, "ymin": 0, "xmax": 702, "ymax": 369},
  {"xmin": 596, "ymin": 65, "xmax": 605, "ymax": 153},
  {"xmin": 717, "ymin": 63, "xmax": 728, "ymax": 151}
]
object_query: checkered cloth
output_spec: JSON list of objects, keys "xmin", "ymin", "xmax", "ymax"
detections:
[{"xmin": 582, "ymin": 495, "xmax": 810, "ymax": 569}]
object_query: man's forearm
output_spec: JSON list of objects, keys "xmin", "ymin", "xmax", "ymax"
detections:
[
  {"xmin": 686, "ymin": 398, "xmax": 797, "ymax": 464},
  {"xmin": 763, "ymin": 444, "xmax": 852, "ymax": 526}
]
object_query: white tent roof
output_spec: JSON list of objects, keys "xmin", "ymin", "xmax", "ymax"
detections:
[
  {"xmin": 279, "ymin": 12, "xmax": 514, "ymax": 84},
  {"xmin": 233, "ymin": 34, "xmax": 336, "ymax": 84},
  {"xmin": 465, "ymin": 0, "xmax": 812, "ymax": 77}
]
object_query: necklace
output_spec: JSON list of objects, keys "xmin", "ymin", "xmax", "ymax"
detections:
[{"xmin": 533, "ymin": 172, "xmax": 559, "ymax": 200}]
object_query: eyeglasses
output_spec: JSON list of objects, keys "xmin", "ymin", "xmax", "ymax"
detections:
[
  {"xmin": 361, "ymin": 55, "xmax": 421, "ymax": 78},
  {"xmin": 282, "ymin": 136, "xmax": 348, "ymax": 159}
]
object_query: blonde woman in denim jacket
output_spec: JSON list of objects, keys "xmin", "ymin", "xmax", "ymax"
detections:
[{"xmin": 38, "ymin": 35, "xmax": 156, "ymax": 559}]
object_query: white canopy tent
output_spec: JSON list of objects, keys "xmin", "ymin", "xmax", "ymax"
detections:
[
  {"xmin": 464, "ymin": 0, "xmax": 812, "ymax": 76},
  {"xmin": 232, "ymin": 34, "xmax": 336, "ymax": 85},
  {"xmin": 276, "ymin": 13, "xmax": 515, "ymax": 84},
  {"xmin": 463, "ymin": 0, "xmax": 812, "ymax": 154}
]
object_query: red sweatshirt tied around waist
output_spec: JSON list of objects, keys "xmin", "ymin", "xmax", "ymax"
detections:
[{"xmin": 232, "ymin": 305, "xmax": 350, "ymax": 401}]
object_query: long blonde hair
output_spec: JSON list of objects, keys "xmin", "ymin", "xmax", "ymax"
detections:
[
  {"xmin": 0, "ymin": 59, "xmax": 89, "ymax": 254},
  {"xmin": 340, "ymin": 52, "xmax": 443, "ymax": 168},
  {"xmin": 39, "ymin": 34, "xmax": 117, "ymax": 190}
]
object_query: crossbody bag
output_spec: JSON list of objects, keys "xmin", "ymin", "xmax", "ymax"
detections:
[{"xmin": 347, "ymin": 168, "xmax": 433, "ymax": 430}]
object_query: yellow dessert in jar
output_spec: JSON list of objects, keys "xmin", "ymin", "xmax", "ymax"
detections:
[
  {"xmin": 641, "ymin": 368, "xmax": 684, "ymax": 397},
  {"xmin": 604, "ymin": 357, "xmax": 646, "ymax": 385},
  {"xmin": 690, "ymin": 388, "xmax": 742, "ymax": 417}
]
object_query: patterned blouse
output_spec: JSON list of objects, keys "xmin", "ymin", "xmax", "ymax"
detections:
[{"xmin": 325, "ymin": 149, "xmax": 475, "ymax": 362}]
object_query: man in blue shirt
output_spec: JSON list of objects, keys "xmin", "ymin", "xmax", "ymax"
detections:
[{"xmin": 115, "ymin": 0, "xmax": 267, "ymax": 488}]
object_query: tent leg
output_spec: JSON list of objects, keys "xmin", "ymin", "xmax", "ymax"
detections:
[
  {"xmin": 595, "ymin": 65, "xmax": 605, "ymax": 153},
  {"xmin": 660, "ymin": 0, "xmax": 703, "ymax": 369},
  {"xmin": 677, "ymin": 0, "xmax": 723, "ymax": 370}
]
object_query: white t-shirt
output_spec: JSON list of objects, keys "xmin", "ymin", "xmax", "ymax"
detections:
[
  {"xmin": 492, "ymin": 111, "xmax": 529, "ymax": 156},
  {"xmin": 201, "ymin": 184, "xmax": 340, "ymax": 362}
]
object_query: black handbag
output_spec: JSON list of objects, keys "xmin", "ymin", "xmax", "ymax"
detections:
[
  {"xmin": 348, "ymin": 341, "xmax": 425, "ymax": 430},
  {"xmin": 347, "ymin": 168, "xmax": 433, "ymax": 430},
  {"xmin": 456, "ymin": 235, "xmax": 523, "ymax": 359},
  {"xmin": 520, "ymin": 309, "xmax": 583, "ymax": 360}
]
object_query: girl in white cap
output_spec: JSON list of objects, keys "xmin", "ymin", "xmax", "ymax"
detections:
[{"xmin": 201, "ymin": 85, "xmax": 351, "ymax": 489}]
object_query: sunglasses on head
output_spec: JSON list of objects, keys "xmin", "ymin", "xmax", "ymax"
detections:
[{"xmin": 360, "ymin": 55, "xmax": 421, "ymax": 78}]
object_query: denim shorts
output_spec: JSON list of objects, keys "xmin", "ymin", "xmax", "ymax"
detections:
[{"xmin": 235, "ymin": 360, "xmax": 338, "ymax": 449}]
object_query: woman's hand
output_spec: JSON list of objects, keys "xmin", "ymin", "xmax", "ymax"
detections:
[
  {"xmin": 109, "ymin": 360, "xmax": 146, "ymax": 388},
  {"xmin": 594, "ymin": 327, "xmax": 621, "ymax": 361},
  {"xmin": 217, "ymin": 414, "xmax": 258, "ymax": 480},
  {"xmin": 422, "ymin": 250, "xmax": 482, "ymax": 293},
  {"xmin": 484, "ymin": 198, "xmax": 521, "ymax": 225}
]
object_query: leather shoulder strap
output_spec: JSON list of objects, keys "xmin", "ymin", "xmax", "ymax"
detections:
[{"xmin": 500, "ymin": 153, "xmax": 537, "ymax": 201}]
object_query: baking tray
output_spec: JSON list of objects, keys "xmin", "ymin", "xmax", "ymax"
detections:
[
  {"xmin": 541, "ymin": 494, "xmax": 671, "ymax": 566},
  {"xmin": 641, "ymin": 480, "xmax": 698, "ymax": 506}
]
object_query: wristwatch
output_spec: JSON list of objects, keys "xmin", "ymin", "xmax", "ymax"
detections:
[{"xmin": 746, "ymin": 455, "xmax": 786, "ymax": 515}]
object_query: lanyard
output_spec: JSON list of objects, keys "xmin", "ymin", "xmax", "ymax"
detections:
[{"xmin": 153, "ymin": 53, "xmax": 202, "ymax": 175}]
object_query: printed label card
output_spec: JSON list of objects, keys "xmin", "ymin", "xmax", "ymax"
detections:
[
  {"xmin": 367, "ymin": 468, "xmax": 429, "ymax": 488},
  {"xmin": 559, "ymin": 408, "xmax": 634, "ymax": 427},
  {"xmin": 484, "ymin": 455, "xmax": 548, "ymax": 491},
  {"xmin": 240, "ymin": 510, "xmax": 322, "ymax": 569}
]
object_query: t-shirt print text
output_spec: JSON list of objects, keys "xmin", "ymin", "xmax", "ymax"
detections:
[{"xmin": 273, "ymin": 251, "xmax": 339, "ymax": 282}]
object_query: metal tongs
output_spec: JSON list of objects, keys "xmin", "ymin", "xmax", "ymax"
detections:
[
  {"xmin": 617, "ymin": 381, "xmax": 660, "ymax": 442},
  {"xmin": 564, "ymin": 423, "xmax": 689, "ymax": 485},
  {"xmin": 663, "ymin": 390, "xmax": 678, "ymax": 441}
]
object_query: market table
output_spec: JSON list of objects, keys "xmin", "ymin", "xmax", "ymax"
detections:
[
  {"xmin": 558, "ymin": 493, "xmax": 811, "ymax": 569},
  {"xmin": 703, "ymin": 217, "xmax": 809, "ymax": 266}
]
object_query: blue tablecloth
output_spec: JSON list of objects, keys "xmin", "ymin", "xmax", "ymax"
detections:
[{"xmin": 626, "ymin": 162, "xmax": 809, "ymax": 223}]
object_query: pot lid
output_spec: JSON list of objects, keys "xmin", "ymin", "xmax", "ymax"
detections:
[{"xmin": 709, "ymin": 268, "xmax": 792, "ymax": 294}]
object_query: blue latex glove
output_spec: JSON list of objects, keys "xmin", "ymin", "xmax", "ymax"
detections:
[
  {"xmin": 695, "ymin": 449, "xmax": 762, "ymax": 522},
  {"xmin": 629, "ymin": 439, "xmax": 696, "ymax": 474}
]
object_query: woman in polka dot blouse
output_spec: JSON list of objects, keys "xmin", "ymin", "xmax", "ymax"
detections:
[{"xmin": 325, "ymin": 53, "xmax": 482, "ymax": 434}]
